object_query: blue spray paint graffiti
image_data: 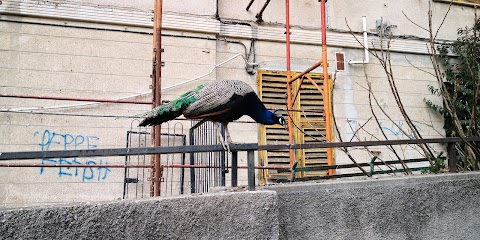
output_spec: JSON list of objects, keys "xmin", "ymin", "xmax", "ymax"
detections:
[
  {"xmin": 33, "ymin": 130, "xmax": 111, "ymax": 182},
  {"xmin": 380, "ymin": 121, "xmax": 423, "ymax": 139}
]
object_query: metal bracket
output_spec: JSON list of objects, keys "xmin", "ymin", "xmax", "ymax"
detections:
[{"xmin": 125, "ymin": 178, "xmax": 139, "ymax": 183}]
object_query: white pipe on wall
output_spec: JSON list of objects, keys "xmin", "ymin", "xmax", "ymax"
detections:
[{"xmin": 349, "ymin": 16, "xmax": 369, "ymax": 64}]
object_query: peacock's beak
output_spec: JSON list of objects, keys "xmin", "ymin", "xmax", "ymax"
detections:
[{"xmin": 279, "ymin": 117, "xmax": 287, "ymax": 129}]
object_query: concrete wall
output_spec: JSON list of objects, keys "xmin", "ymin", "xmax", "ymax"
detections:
[
  {"xmin": 266, "ymin": 172, "xmax": 480, "ymax": 240},
  {"xmin": 2, "ymin": 172, "xmax": 480, "ymax": 239},
  {"xmin": 0, "ymin": 190, "xmax": 280, "ymax": 240},
  {"xmin": 0, "ymin": 0, "xmax": 477, "ymax": 206}
]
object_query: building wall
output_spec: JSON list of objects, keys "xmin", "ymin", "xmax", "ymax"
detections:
[{"xmin": 0, "ymin": 0, "xmax": 476, "ymax": 206}]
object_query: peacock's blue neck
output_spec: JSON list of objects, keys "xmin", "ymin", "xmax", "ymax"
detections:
[
  {"xmin": 255, "ymin": 110, "xmax": 276, "ymax": 125},
  {"xmin": 245, "ymin": 93, "xmax": 276, "ymax": 125}
]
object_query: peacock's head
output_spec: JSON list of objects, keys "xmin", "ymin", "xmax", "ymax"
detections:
[{"xmin": 277, "ymin": 115, "xmax": 286, "ymax": 127}]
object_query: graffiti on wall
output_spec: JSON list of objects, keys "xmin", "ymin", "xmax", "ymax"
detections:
[
  {"xmin": 33, "ymin": 130, "xmax": 111, "ymax": 182},
  {"xmin": 379, "ymin": 121, "xmax": 423, "ymax": 138}
]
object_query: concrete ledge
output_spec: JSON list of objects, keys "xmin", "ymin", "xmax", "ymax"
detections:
[
  {"xmin": 3, "ymin": 173, "xmax": 480, "ymax": 240},
  {"xmin": 0, "ymin": 191, "xmax": 279, "ymax": 240},
  {"xmin": 264, "ymin": 172, "xmax": 480, "ymax": 240}
]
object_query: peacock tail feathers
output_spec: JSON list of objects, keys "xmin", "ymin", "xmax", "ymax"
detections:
[{"xmin": 139, "ymin": 84, "xmax": 205, "ymax": 126}]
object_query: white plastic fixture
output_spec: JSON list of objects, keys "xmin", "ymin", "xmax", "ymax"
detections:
[{"xmin": 349, "ymin": 16, "xmax": 370, "ymax": 65}]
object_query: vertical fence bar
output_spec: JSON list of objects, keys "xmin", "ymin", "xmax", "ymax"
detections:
[
  {"xmin": 142, "ymin": 131, "xmax": 148, "ymax": 198},
  {"xmin": 180, "ymin": 135, "xmax": 186, "ymax": 194},
  {"xmin": 247, "ymin": 150, "xmax": 255, "ymax": 191},
  {"xmin": 189, "ymin": 127, "xmax": 196, "ymax": 194},
  {"xmin": 231, "ymin": 151, "xmax": 238, "ymax": 187},
  {"xmin": 448, "ymin": 143, "xmax": 457, "ymax": 172},
  {"xmin": 122, "ymin": 131, "xmax": 131, "ymax": 199},
  {"xmin": 220, "ymin": 151, "xmax": 226, "ymax": 187},
  {"xmin": 220, "ymin": 126, "xmax": 226, "ymax": 187}
]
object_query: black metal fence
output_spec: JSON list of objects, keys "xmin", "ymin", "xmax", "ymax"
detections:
[
  {"xmin": 189, "ymin": 121, "xmax": 226, "ymax": 194},
  {"xmin": 2, "ymin": 137, "xmax": 480, "ymax": 194}
]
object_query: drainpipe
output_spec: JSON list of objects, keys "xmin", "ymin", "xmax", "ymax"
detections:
[{"xmin": 349, "ymin": 16, "xmax": 369, "ymax": 64}]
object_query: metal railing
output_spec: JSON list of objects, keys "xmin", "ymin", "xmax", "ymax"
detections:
[{"xmin": 1, "ymin": 137, "xmax": 480, "ymax": 191}]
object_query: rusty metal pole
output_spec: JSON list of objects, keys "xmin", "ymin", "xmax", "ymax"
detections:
[
  {"xmin": 152, "ymin": 0, "xmax": 163, "ymax": 197},
  {"xmin": 320, "ymin": 0, "xmax": 334, "ymax": 176},
  {"xmin": 285, "ymin": 0, "xmax": 295, "ymax": 168}
]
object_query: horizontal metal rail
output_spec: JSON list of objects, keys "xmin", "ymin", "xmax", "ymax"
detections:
[
  {"xmin": 0, "ymin": 163, "xmax": 291, "ymax": 169},
  {"xmin": 0, "ymin": 137, "xmax": 470, "ymax": 192},
  {"xmin": 0, "ymin": 164, "xmax": 154, "ymax": 168},
  {"xmin": 290, "ymin": 167, "xmax": 428, "ymax": 182},
  {"xmin": 1, "ymin": 137, "xmax": 479, "ymax": 161},
  {"xmin": 293, "ymin": 158, "xmax": 428, "ymax": 172},
  {"xmin": 0, "ymin": 158, "xmax": 427, "ymax": 170}
]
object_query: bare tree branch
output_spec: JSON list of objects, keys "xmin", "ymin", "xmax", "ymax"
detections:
[{"xmin": 402, "ymin": 10, "xmax": 430, "ymax": 32}]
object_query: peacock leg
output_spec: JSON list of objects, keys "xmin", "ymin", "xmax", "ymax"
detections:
[
  {"xmin": 224, "ymin": 123, "xmax": 233, "ymax": 144},
  {"xmin": 214, "ymin": 122, "xmax": 229, "ymax": 152}
]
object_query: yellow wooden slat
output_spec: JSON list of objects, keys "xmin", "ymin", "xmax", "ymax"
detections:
[
  {"xmin": 258, "ymin": 70, "xmax": 332, "ymax": 180},
  {"xmin": 262, "ymin": 93, "xmax": 287, "ymax": 99}
]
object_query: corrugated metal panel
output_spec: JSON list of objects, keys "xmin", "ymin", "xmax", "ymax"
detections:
[
  {"xmin": 166, "ymin": 14, "xmax": 219, "ymax": 34},
  {"xmin": 221, "ymin": 19, "xmax": 444, "ymax": 55},
  {"xmin": 0, "ymin": 0, "xmax": 220, "ymax": 34},
  {"xmin": 434, "ymin": 0, "xmax": 480, "ymax": 6},
  {"xmin": 222, "ymin": 23, "xmax": 434, "ymax": 55},
  {"xmin": 1, "ymin": 0, "xmax": 152, "ymax": 26}
]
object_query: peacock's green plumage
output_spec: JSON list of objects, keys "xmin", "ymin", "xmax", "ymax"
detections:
[{"xmin": 159, "ymin": 84, "xmax": 203, "ymax": 114}]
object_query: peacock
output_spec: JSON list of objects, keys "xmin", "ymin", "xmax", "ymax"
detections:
[{"xmin": 139, "ymin": 80, "xmax": 286, "ymax": 150}]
